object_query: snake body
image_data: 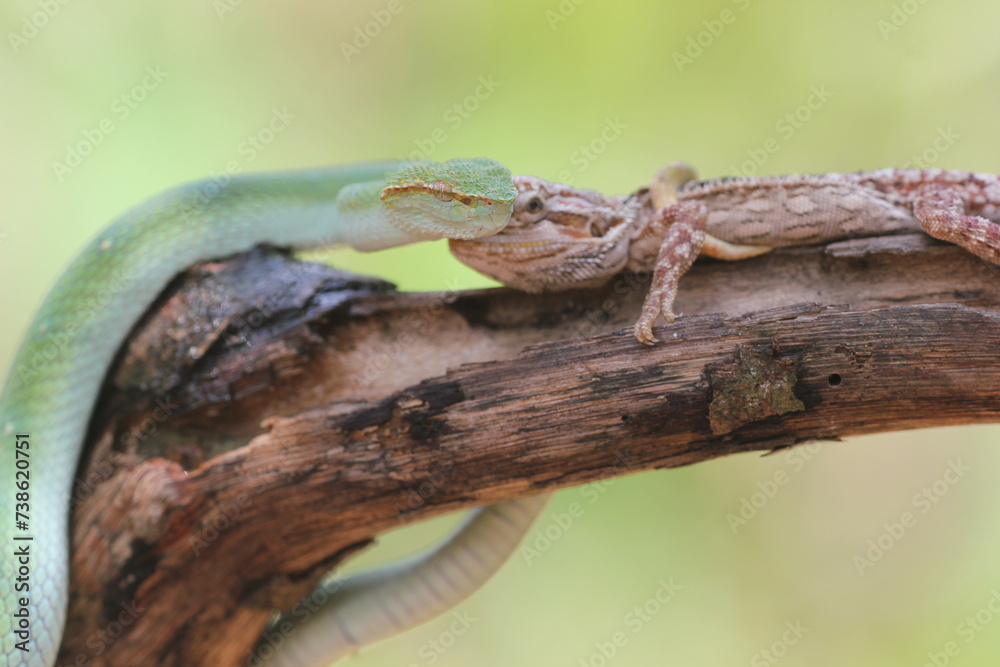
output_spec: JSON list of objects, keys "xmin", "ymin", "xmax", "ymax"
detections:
[{"xmin": 0, "ymin": 159, "xmax": 544, "ymax": 666}]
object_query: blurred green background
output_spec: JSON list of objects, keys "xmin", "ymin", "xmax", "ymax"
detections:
[{"xmin": 3, "ymin": 1, "xmax": 1000, "ymax": 665}]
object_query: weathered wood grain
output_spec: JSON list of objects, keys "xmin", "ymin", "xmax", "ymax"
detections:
[{"xmin": 60, "ymin": 235, "xmax": 1000, "ymax": 665}]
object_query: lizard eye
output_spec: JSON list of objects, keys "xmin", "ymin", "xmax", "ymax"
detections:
[
  {"xmin": 515, "ymin": 193, "xmax": 547, "ymax": 223},
  {"xmin": 433, "ymin": 190, "xmax": 455, "ymax": 202}
]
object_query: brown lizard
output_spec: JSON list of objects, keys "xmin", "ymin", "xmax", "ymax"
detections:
[{"xmin": 450, "ymin": 164, "xmax": 1000, "ymax": 344}]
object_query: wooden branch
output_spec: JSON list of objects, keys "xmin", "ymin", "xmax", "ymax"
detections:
[{"xmin": 60, "ymin": 236, "xmax": 1000, "ymax": 666}]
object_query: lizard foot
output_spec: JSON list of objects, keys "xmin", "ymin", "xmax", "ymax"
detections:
[
  {"xmin": 701, "ymin": 234, "xmax": 773, "ymax": 261},
  {"xmin": 914, "ymin": 187, "xmax": 1000, "ymax": 265},
  {"xmin": 632, "ymin": 200, "xmax": 707, "ymax": 345},
  {"xmin": 650, "ymin": 162, "xmax": 700, "ymax": 209}
]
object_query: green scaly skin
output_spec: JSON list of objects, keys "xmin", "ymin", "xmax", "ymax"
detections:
[{"xmin": 0, "ymin": 158, "xmax": 543, "ymax": 667}]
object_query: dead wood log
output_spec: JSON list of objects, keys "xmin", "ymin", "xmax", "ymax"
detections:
[{"xmin": 59, "ymin": 235, "xmax": 1000, "ymax": 665}]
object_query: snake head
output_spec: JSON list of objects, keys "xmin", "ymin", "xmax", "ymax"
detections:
[
  {"xmin": 381, "ymin": 158, "xmax": 517, "ymax": 239},
  {"xmin": 449, "ymin": 175, "xmax": 636, "ymax": 292}
]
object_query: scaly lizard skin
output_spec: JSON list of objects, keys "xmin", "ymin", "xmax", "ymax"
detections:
[{"xmin": 450, "ymin": 164, "xmax": 1000, "ymax": 344}]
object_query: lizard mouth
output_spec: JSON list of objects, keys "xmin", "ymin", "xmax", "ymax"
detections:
[{"xmin": 448, "ymin": 178, "xmax": 646, "ymax": 292}]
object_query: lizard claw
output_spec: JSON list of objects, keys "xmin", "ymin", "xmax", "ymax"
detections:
[
  {"xmin": 634, "ymin": 295, "xmax": 676, "ymax": 345},
  {"xmin": 635, "ymin": 322, "xmax": 659, "ymax": 346}
]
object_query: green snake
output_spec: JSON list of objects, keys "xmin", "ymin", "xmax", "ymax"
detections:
[{"xmin": 0, "ymin": 158, "xmax": 547, "ymax": 666}]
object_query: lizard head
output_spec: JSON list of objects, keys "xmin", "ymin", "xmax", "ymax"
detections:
[
  {"xmin": 380, "ymin": 158, "xmax": 517, "ymax": 239},
  {"xmin": 449, "ymin": 175, "xmax": 637, "ymax": 292}
]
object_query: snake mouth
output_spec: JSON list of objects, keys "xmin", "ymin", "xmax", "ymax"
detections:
[
  {"xmin": 447, "ymin": 200, "xmax": 514, "ymax": 239},
  {"xmin": 487, "ymin": 203, "xmax": 514, "ymax": 232}
]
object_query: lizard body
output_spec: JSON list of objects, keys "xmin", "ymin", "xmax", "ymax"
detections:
[
  {"xmin": 450, "ymin": 165, "xmax": 1000, "ymax": 343},
  {"xmin": 679, "ymin": 168, "xmax": 1000, "ymax": 246}
]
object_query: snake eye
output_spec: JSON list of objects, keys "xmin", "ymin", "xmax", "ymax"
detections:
[{"xmin": 433, "ymin": 190, "xmax": 455, "ymax": 202}]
